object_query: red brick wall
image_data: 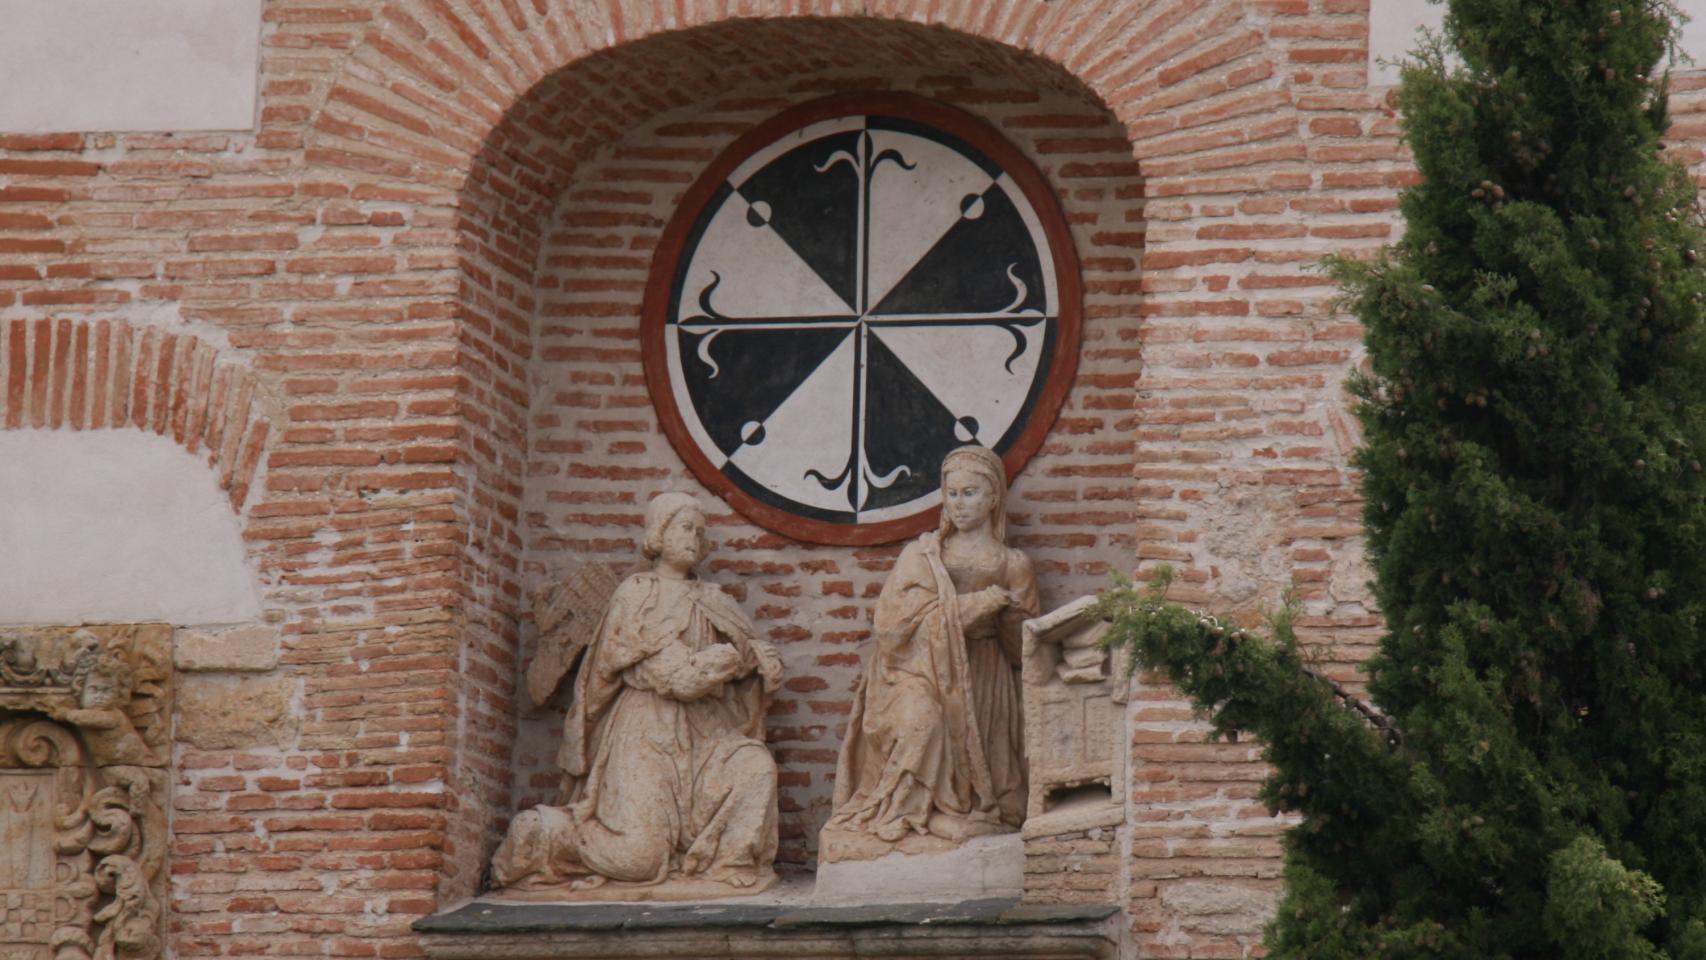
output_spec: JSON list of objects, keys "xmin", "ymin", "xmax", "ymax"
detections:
[{"xmin": 7, "ymin": 2, "xmax": 1702, "ymax": 958}]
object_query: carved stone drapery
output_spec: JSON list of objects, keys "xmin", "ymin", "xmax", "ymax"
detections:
[{"xmin": 0, "ymin": 625, "xmax": 171, "ymax": 960}]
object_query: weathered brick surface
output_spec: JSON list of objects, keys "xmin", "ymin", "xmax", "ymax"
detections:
[
  {"xmin": 1025, "ymin": 830, "xmax": 1122, "ymax": 905},
  {"xmin": 3, "ymin": 2, "xmax": 1704, "ymax": 958}
]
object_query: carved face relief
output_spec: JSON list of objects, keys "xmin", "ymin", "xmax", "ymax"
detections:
[
  {"xmin": 942, "ymin": 468, "xmax": 996, "ymax": 535},
  {"xmin": 658, "ymin": 506, "xmax": 708, "ymax": 572}
]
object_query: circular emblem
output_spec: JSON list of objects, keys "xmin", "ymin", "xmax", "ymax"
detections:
[{"xmin": 643, "ymin": 93, "xmax": 1081, "ymax": 545}]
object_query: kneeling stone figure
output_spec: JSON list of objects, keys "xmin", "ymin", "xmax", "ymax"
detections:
[{"xmin": 821, "ymin": 445, "xmax": 1038, "ymax": 863}]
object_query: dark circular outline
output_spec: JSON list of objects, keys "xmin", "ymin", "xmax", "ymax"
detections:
[{"xmin": 642, "ymin": 92, "xmax": 1083, "ymax": 546}]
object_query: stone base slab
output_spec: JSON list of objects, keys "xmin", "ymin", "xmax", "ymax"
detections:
[
  {"xmin": 417, "ymin": 893, "xmax": 1118, "ymax": 960},
  {"xmin": 496, "ymin": 871, "xmax": 778, "ymax": 903}
]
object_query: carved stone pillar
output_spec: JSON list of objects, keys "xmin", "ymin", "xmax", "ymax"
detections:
[{"xmin": 0, "ymin": 625, "xmax": 171, "ymax": 960}]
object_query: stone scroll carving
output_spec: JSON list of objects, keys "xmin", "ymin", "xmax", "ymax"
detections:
[
  {"xmin": 820, "ymin": 446, "xmax": 1039, "ymax": 863},
  {"xmin": 491, "ymin": 493, "xmax": 784, "ymax": 901},
  {"xmin": 0, "ymin": 625, "xmax": 171, "ymax": 960}
]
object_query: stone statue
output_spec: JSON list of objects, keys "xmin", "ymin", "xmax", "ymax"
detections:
[
  {"xmin": 820, "ymin": 445, "xmax": 1039, "ymax": 862},
  {"xmin": 491, "ymin": 492, "xmax": 785, "ymax": 899}
]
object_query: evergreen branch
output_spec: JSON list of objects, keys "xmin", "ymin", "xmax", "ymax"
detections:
[
  {"xmin": 1298, "ymin": 664, "xmax": 1402, "ymax": 748},
  {"xmin": 1093, "ymin": 565, "xmax": 1399, "ymax": 752},
  {"xmin": 1094, "ymin": 566, "xmax": 1422, "ymax": 949}
]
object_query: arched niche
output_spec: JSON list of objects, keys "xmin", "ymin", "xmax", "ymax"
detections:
[{"xmin": 440, "ymin": 17, "xmax": 1150, "ymax": 875}]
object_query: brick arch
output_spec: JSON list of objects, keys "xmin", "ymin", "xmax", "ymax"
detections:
[
  {"xmin": 309, "ymin": 0, "xmax": 1292, "ymax": 200},
  {"xmin": 300, "ymin": 1, "xmax": 1310, "ymax": 553},
  {"xmin": 292, "ymin": 0, "xmax": 1334, "ymax": 912},
  {"xmin": 0, "ymin": 319, "xmax": 275, "ymax": 510}
]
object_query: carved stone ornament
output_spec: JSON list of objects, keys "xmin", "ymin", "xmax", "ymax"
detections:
[
  {"xmin": 491, "ymin": 494, "xmax": 784, "ymax": 901},
  {"xmin": 0, "ymin": 625, "xmax": 171, "ymax": 960}
]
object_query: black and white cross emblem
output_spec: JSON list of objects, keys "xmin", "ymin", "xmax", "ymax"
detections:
[{"xmin": 644, "ymin": 95, "xmax": 1081, "ymax": 544}]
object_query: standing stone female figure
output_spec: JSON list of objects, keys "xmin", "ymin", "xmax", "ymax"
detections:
[
  {"xmin": 822, "ymin": 445, "xmax": 1039, "ymax": 861},
  {"xmin": 492, "ymin": 492, "xmax": 784, "ymax": 897}
]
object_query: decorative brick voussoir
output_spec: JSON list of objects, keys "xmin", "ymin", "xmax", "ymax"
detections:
[{"xmin": 0, "ymin": 318, "xmax": 275, "ymax": 509}]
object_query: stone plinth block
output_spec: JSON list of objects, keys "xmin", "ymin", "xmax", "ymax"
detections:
[
  {"xmin": 1021, "ymin": 596, "xmax": 1128, "ymax": 828},
  {"xmin": 177, "ymin": 675, "xmax": 297, "ymax": 750},
  {"xmin": 174, "ymin": 625, "xmax": 280, "ymax": 672},
  {"xmin": 812, "ymin": 833, "xmax": 1024, "ymax": 905},
  {"xmin": 1020, "ymin": 597, "xmax": 1128, "ymax": 905}
]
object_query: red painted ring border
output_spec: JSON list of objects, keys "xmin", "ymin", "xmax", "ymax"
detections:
[{"xmin": 641, "ymin": 92, "xmax": 1084, "ymax": 546}]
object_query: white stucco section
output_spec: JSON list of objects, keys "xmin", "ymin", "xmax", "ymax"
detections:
[
  {"xmin": 0, "ymin": 431, "xmax": 260, "ymax": 625},
  {"xmin": 1371, "ymin": 0, "xmax": 1706, "ymax": 85},
  {"xmin": 0, "ymin": 0, "xmax": 263, "ymax": 133}
]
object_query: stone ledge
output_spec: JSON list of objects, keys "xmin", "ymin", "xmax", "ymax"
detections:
[{"xmin": 416, "ymin": 896, "xmax": 1119, "ymax": 959}]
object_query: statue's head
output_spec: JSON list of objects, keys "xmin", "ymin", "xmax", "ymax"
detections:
[
  {"xmin": 937, "ymin": 445, "xmax": 1008, "ymax": 541},
  {"xmin": 642, "ymin": 492, "xmax": 707, "ymax": 570}
]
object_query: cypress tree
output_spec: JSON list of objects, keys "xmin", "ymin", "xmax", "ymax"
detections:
[{"xmin": 1097, "ymin": 1, "xmax": 1706, "ymax": 955}]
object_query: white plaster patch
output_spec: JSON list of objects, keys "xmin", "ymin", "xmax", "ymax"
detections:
[
  {"xmin": 0, "ymin": 0, "xmax": 262, "ymax": 133},
  {"xmin": 1370, "ymin": 0, "xmax": 1706, "ymax": 85},
  {"xmin": 0, "ymin": 430, "xmax": 260, "ymax": 625}
]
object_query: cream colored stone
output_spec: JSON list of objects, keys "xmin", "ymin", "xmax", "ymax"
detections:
[
  {"xmin": 1021, "ymin": 801, "xmax": 1123, "ymax": 841},
  {"xmin": 1158, "ymin": 882, "xmax": 1276, "ymax": 936},
  {"xmin": 0, "ymin": 432, "xmax": 261, "ymax": 625},
  {"xmin": 176, "ymin": 675, "xmax": 297, "ymax": 750},
  {"xmin": 812, "ymin": 833, "xmax": 1023, "ymax": 905},
  {"xmin": 822, "ymin": 447, "xmax": 1036, "ymax": 864},
  {"xmin": 491, "ymin": 493, "xmax": 782, "ymax": 901},
  {"xmin": 174, "ymin": 625, "xmax": 280, "ymax": 673},
  {"xmin": 0, "ymin": 0, "xmax": 261, "ymax": 132}
]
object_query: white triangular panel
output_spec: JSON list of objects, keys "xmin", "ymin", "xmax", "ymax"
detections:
[
  {"xmin": 869, "ymin": 323, "xmax": 1044, "ymax": 446},
  {"xmin": 678, "ymin": 195, "xmax": 856, "ymax": 322}
]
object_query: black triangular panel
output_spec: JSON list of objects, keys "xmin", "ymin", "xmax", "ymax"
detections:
[
  {"xmin": 679, "ymin": 326, "xmax": 853, "ymax": 456},
  {"xmin": 736, "ymin": 130, "xmax": 863, "ymax": 311},
  {"xmin": 869, "ymin": 184, "xmax": 1047, "ymax": 317},
  {"xmin": 861, "ymin": 334, "xmax": 962, "ymax": 512}
]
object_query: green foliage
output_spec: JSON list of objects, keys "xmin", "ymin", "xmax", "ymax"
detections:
[
  {"xmin": 1099, "ymin": 0, "xmax": 1706, "ymax": 955},
  {"xmin": 1545, "ymin": 836, "xmax": 1665, "ymax": 960}
]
